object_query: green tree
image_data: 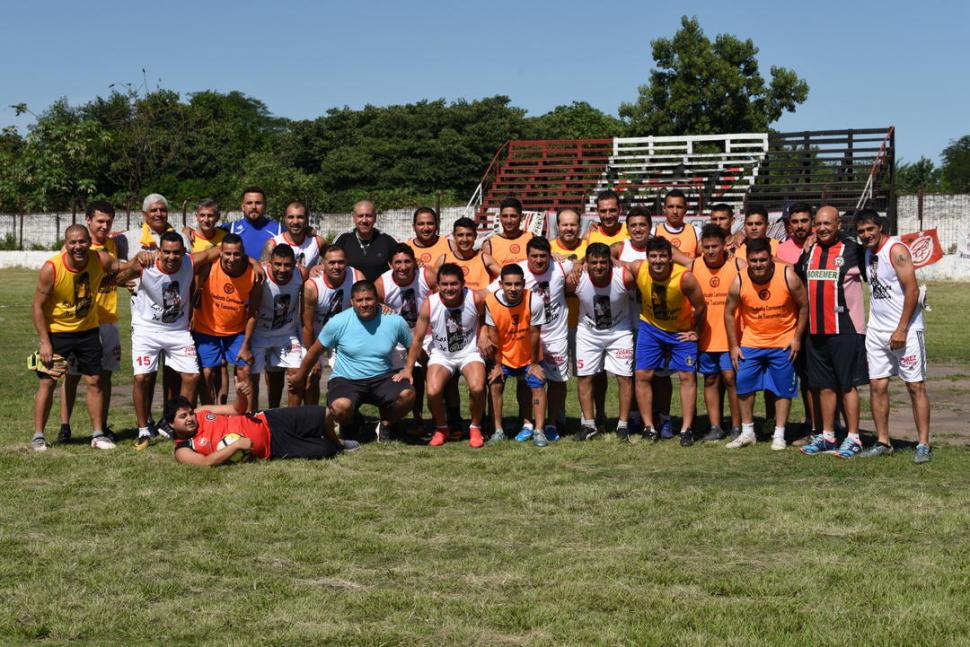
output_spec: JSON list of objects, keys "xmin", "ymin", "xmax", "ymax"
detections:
[
  {"xmin": 619, "ymin": 16, "xmax": 809, "ymax": 136},
  {"xmin": 941, "ymin": 135, "xmax": 970, "ymax": 193},
  {"xmin": 530, "ymin": 102, "xmax": 624, "ymax": 139},
  {"xmin": 896, "ymin": 157, "xmax": 943, "ymax": 194}
]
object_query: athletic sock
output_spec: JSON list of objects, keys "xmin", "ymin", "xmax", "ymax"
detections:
[
  {"xmin": 137, "ymin": 426, "xmax": 151, "ymax": 438},
  {"xmin": 742, "ymin": 422, "xmax": 756, "ymax": 436},
  {"xmin": 32, "ymin": 431, "xmax": 45, "ymax": 441},
  {"xmin": 521, "ymin": 422, "xmax": 534, "ymax": 431},
  {"xmin": 773, "ymin": 426, "xmax": 785, "ymax": 440},
  {"xmin": 616, "ymin": 420, "xmax": 629, "ymax": 430},
  {"xmin": 580, "ymin": 417, "xmax": 595, "ymax": 428},
  {"xmin": 822, "ymin": 430, "xmax": 836, "ymax": 442},
  {"xmin": 91, "ymin": 430, "xmax": 104, "ymax": 438},
  {"xmin": 848, "ymin": 432, "xmax": 861, "ymax": 443}
]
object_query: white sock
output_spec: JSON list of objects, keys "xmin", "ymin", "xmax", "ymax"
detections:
[
  {"xmin": 773, "ymin": 426, "xmax": 785, "ymax": 440},
  {"xmin": 138, "ymin": 426, "xmax": 151, "ymax": 438},
  {"xmin": 742, "ymin": 422, "xmax": 756, "ymax": 436},
  {"xmin": 522, "ymin": 422, "xmax": 534, "ymax": 430},
  {"xmin": 580, "ymin": 418, "xmax": 595, "ymax": 428},
  {"xmin": 848, "ymin": 432, "xmax": 861, "ymax": 443},
  {"xmin": 616, "ymin": 420, "xmax": 629, "ymax": 430}
]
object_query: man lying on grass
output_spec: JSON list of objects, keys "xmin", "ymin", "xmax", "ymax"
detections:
[{"xmin": 165, "ymin": 381, "xmax": 357, "ymax": 466}]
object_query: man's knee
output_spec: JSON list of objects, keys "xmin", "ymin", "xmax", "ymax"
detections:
[
  {"xmin": 678, "ymin": 371, "xmax": 696, "ymax": 385},
  {"xmin": 82, "ymin": 374, "xmax": 100, "ymax": 387},
  {"xmin": 329, "ymin": 398, "xmax": 355, "ymax": 423},
  {"xmin": 703, "ymin": 374, "xmax": 719, "ymax": 387},
  {"xmin": 181, "ymin": 372, "xmax": 200, "ymax": 387},
  {"xmin": 396, "ymin": 388, "xmax": 416, "ymax": 409},
  {"xmin": 133, "ymin": 372, "xmax": 153, "ymax": 385},
  {"xmin": 905, "ymin": 380, "xmax": 926, "ymax": 397}
]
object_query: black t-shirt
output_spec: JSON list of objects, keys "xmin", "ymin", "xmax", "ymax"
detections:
[{"xmin": 334, "ymin": 230, "xmax": 398, "ymax": 282}]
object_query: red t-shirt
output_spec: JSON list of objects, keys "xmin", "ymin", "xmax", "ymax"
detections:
[{"xmin": 175, "ymin": 412, "xmax": 272, "ymax": 459}]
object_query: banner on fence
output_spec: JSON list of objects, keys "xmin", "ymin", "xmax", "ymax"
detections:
[{"xmin": 900, "ymin": 228, "xmax": 944, "ymax": 268}]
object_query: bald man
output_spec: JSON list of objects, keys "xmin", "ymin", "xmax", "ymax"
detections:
[{"xmin": 334, "ymin": 200, "xmax": 398, "ymax": 282}]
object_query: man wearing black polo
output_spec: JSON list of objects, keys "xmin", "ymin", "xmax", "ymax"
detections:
[{"xmin": 334, "ymin": 200, "xmax": 398, "ymax": 282}]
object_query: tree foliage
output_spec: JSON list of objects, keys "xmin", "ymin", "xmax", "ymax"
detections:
[
  {"xmin": 896, "ymin": 157, "xmax": 943, "ymax": 194},
  {"xmin": 941, "ymin": 135, "xmax": 970, "ymax": 193},
  {"xmin": 619, "ymin": 16, "xmax": 809, "ymax": 136}
]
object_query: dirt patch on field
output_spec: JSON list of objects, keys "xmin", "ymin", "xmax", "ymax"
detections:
[{"xmin": 878, "ymin": 363, "xmax": 970, "ymax": 446}]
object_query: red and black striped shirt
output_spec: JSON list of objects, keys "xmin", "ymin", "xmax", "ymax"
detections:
[{"xmin": 796, "ymin": 238, "xmax": 866, "ymax": 336}]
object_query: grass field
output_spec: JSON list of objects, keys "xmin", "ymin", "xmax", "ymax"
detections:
[{"xmin": 2, "ymin": 268, "xmax": 970, "ymax": 645}]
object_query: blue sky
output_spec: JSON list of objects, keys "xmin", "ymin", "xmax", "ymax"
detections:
[{"xmin": 2, "ymin": 0, "xmax": 965, "ymax": 165}]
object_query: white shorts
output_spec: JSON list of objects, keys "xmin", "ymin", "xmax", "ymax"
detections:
[
  {"xmin": 131, "ymin": 329, "xmax": 199, "ymax": 375},
  {"xmin": 575, "ymin": 326, "xmax": 635, "ymax": 377},
  {"xmin": 251, "ymin": 334, "xmax": 305, "ymax": 374},
  {"xmin": 427, "ymin": 349, "xmax": 485, "ymax": 375},
  {"xmin": 866, "ymin": 327, "xmax": 927, "ymax": 382},
  {"xmin": 540, "ymin": 336, "xmax": 570, "ymax": 382},
  {"xmin": 68, "ymin": 322, "xmax": 121, "ymax": 375}
]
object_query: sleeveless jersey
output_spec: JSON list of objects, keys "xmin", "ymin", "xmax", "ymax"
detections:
[
  {"xmin": 618, "ymin": 239, "xmax": 647, "ymax": 263},
  {"xmin": 575, "ymin": 267, "xmax": 632, "ymax": 334},
  {"xmin": 91, "ymin": 237, "xmax": 119, "ymax": 325},
  {"xmin": 738, "ymin": 262, "xmax": 797, "ymax": 348},
  {"xmin": 255, "ymin": 266, "xmax": 303, "ymax": 339},
  {"xmin": 43, "ymin": 251, "xmax": 105, "ymax": 333},
  {"xmin": 311, "ymin": 268, "xmax": 358, "ymax": 335},
  {"xmin": 520, "ymin": 260, "xmax": 570, "ymax": 342},
  {"xmin": 550, "ymin": 238, "xmax": 587, "ymax": 261},
  {"xmin": 652, "ymin": 222, "xmax": 700, "ymax": 257},
  {"xmin": 177, "ymin": 411, "xmax": 271, "ymax": 460},
  {"xmin": 797, "ymin": 238, "xmax": 865, "ymax": 335},
  {"xmin": 637, "ymin": 263, "xmax": 693, "ymax": 332},
  {"xmin": 866, "ymin": 236, "xmax": 924, "ymax": 333},
  {"xmin": 691, "ymin": 257, "xmax": 741, "ymax": 352},
  {"xmin": 489, "ymin": 231, "xmax": 533, "ymax": 268},
  {"xmin": 273, "ymin": 232, "xmax": 321, "ymax": 269},
  {"xmin": 586, "ymin": 222, "xmax": 628, "ymax": 246},
  {"xmin": 735, "ymin": 238, "xmax": 780, "ymax": 261},
  {"xmin": 192, "ymin": 262, "xmax": 255, "ymax": 336},
  {"xmin": 428, "ymin": 289, "xmax": 479, "ymax": 356},
  {"xmin": 190, "ymin": 228, "xmax": 226, "ymax": 253},
  {"xmin": 484, "ymin": 289, "xmax": 545, "ymax": 369},
  {"xmin": 379, "ymin": 268, "xmax": 432, "ymax": 329},
  {"xmin": 442, "ymin": 249, "xmax": 492, "ymax": 291},
  {"xmin": 132, "ymin": 257, "xmax": 195, "ymax": 332},
  {"xmin": 406, "ymin": 236, "xmax": 452, "ymax": 267}
]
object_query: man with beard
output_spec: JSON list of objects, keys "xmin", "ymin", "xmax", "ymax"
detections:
[
  {"xmin": 855, "ymin": 210, "xmax": 932, "ymax": 463},
  {"xmin": 734, "ymin": 206, "xmax": 780, "ymax": 260},
  {"xmin": 585, "ymin": 190, "xmax": 628, "ymax": 247},
  {"xmin": 398, "ymin": 263, "xmax": 489, "ymax": 448},
  {"xmin": 223, "ymin": 187, "xmax": 281, "ymax": 260},
  {"xmin": 796, "ymin": 206, "xmax": 869, "ymax": 459},
  {"xmin": 435, "ymin": 217, "xmax": 500, "ymax": 291},
  {"xmin": 300, "ymin": 245, "xmax": 362, "ymax": 405},
  {"xmin": 32, "ymin": 225, "xmax": 149, "ymax": 451},
  {"xmin": 651, "ymin": 189, "xmax": 701, "ymax": 258},
  {"xmin": 777, "ymin": 203, "xmax": 813, "ymax": 264},
  {"xmin": 481, "ymin": 197, "xmax": 533, "ymax": 268},
  {"xmin": 334, "ymin": 200, "xmax": 398, "ymax": 282},
  {"xmin": 263, "ymin": 200, "xmax": 325, "ymax": 271},
  {"xmin": 723, "ymin": 238, "xmax": 808, "ymax": 450}
]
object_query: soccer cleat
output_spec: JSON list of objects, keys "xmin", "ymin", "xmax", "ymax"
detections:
[
  {"xmin": 643, "ymin": 427, "xmax": 659, "ymax": 443},
  {"xmin": 861, "ymin": 443, "xmax": 894, "ymax": 458},
  {"xmin": 514, "ymin": 426, "xmax": 534, "ymax": 442},
  {"xmin": 680, "ymin": 429, "xmax": 694, "ymax": 447},
  {"xmin": 574, "ymin": 425, "xmax": 597, "ymax": 442},
  {"xmin": 800, "ymin": 435, "xmax": 837, "ymax": 455},
  {"xmin": 134, "ymin": 433, "xmax": 154, "ymax": 451},
  {"xmin": 155, "ymin": 420, "xmax": 174, "ymax": 440},
  {"xmin": 428, "ymin": 430, "xmax": 447, "ymax": 447},
  {"xmin": 913, "ymin": 444, "xmax": 933, "ymax": 464},
  {"xmin": 340, "ymin": 439, "xmax": 361, "ymax": 453},
  {"xmin": 487, "ymin": 429, "xmax": 506, "ymax": 445},
  {"xmin": 32, "ymin": 436, "xmax": 49, "ymax": 452},
  {"xmin": 730, "ymin": 426, "xmax": 742, "ymax": 441},
  {"xmin": 544, "ymin": 425, "xmax": 560, "ymax": 442},
  {"xmin": 659, "ymin": 417, "xmax": 674, "ymax": 440},
  {"xmin": 770, "ymin": 436, "xmax": 787, "ymax": 451},
  {"xmin": 90, "ymin": 434, "xmax": 116, "ymax": 450},
  {"xmin": 701, "ymin": 426, "xmax": 726, "ymax": 442},
  {"xmin": 375, "ymin": 422, "xmax": 392, "ymax": 443},
  {"xmin": 616, "ymin": 426, "xmax": 631, "ymax": 443},
  {"xmin": 469, "ymin": 428, "xmax": 484, "ymax": 449},
  {"xmin": 835, "ymin": 437, "xmax": 863, "ymax": 459},
  {"xmin": 57, "ymin": 425, "xmax": 72, "ymax": 445},
  {"xmin": 103, "ymin": 427, "xmax": 117, "ymax": 444},
  {"xmin": 725, "ymin": 430, "xmax": 756, "ymax": 449},
  {"xmin": 533, "ymin": 429, "xmax": 548, "ymax": 448}
]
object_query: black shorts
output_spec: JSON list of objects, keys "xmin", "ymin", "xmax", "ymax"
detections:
[
  {"xmin": 40, "ymin": 328, "xmax": 102, "ymax": 379},
  {"xmin": 326, "ymin": 372, "xmax": 414, "ymax": 410},
  {"xmin": 806, "ymin": 333, "xmax": 869, "ymax": 391},
  {"xmin": 263, "ymin": 406, "xmax": 340, "ymax": 460}
]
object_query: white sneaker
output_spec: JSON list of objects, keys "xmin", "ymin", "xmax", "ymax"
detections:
[
  {"xmin": 32, "ymin": 436, "xmax": 49, "ymax": 452},
  {"xmin": 725, "ymin": 431, "xmax": 756, "ymax": 449},
  {"xmin": 771, "ymin": 436, "xmax": 787, "ymax": 451},
  {"xmin": 91, "ymin": 435, "xmax": 117, "ymax": 450}
]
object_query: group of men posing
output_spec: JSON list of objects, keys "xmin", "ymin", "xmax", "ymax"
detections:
[{"xmin": 31, "ymin": 186, "xmax": 932, "ymax": 465}]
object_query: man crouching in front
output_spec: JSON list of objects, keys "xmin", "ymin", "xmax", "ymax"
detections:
[{"xmin": 166, "ymin": 381, "xmax": 357, "ymax": 466}]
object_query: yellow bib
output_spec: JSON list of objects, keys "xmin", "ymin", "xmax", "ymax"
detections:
[
  {"xmin": 637, "ymin": 263, "xmax": 692, "ymax": 332},
  {"xmin": 43, "ymin": 251, "xmax": 105, "ymax": 333},
  {"xmin": 90, "ymin": 237, "xmax": 118, "ymax": 324}
]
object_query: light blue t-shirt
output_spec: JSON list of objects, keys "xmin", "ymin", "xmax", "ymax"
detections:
[{"xmin": 319, "ymin": 309, "xmax": 412, "ymax": 380}]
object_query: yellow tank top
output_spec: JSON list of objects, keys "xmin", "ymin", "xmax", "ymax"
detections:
[
  {"xmin": 90, "ymin": 237, "xmax": 118, "ymax": 324},
  {"xmin": 190, "ymin": 228, "xmax": 227, "ymax": 253},
  {"xmin": 43, "ymin": 251, "xmax": 105, "ymax": 333},
  {"xmin": 586, "ymin": 223, "xmax": 628, "ymax": 247},
  {"xmin": 637, "ymin": 263, "xmax": 692, "ymax": 332}
]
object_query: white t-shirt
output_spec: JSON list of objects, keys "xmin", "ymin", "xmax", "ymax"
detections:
[{"xmin": 131, "ymin": 257, "xmax": 194, "ymax": 332}]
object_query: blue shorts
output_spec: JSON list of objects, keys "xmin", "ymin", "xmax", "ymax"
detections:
[
  {"xmin": 698, "ymin": 351, "xmax": 733, "ymax": 375},
  {"xmin": 736, "ymin": 347, "xmax": 798, "ymax": 398},
  {"xmin": 193, "ymin": 331, "xmax": 248, "ymax": 369},
  {"xmin": 499, "ymin": 364, "xmax": 546, "ymax": 389},
  {"xmin": 635, "ymin": 321, "xmax": 697, "ymax": 372}
]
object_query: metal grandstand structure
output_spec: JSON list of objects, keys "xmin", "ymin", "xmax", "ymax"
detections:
[{"xmin": 466, "ymin": 127, "xmax": 896, "ymax": 232}]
